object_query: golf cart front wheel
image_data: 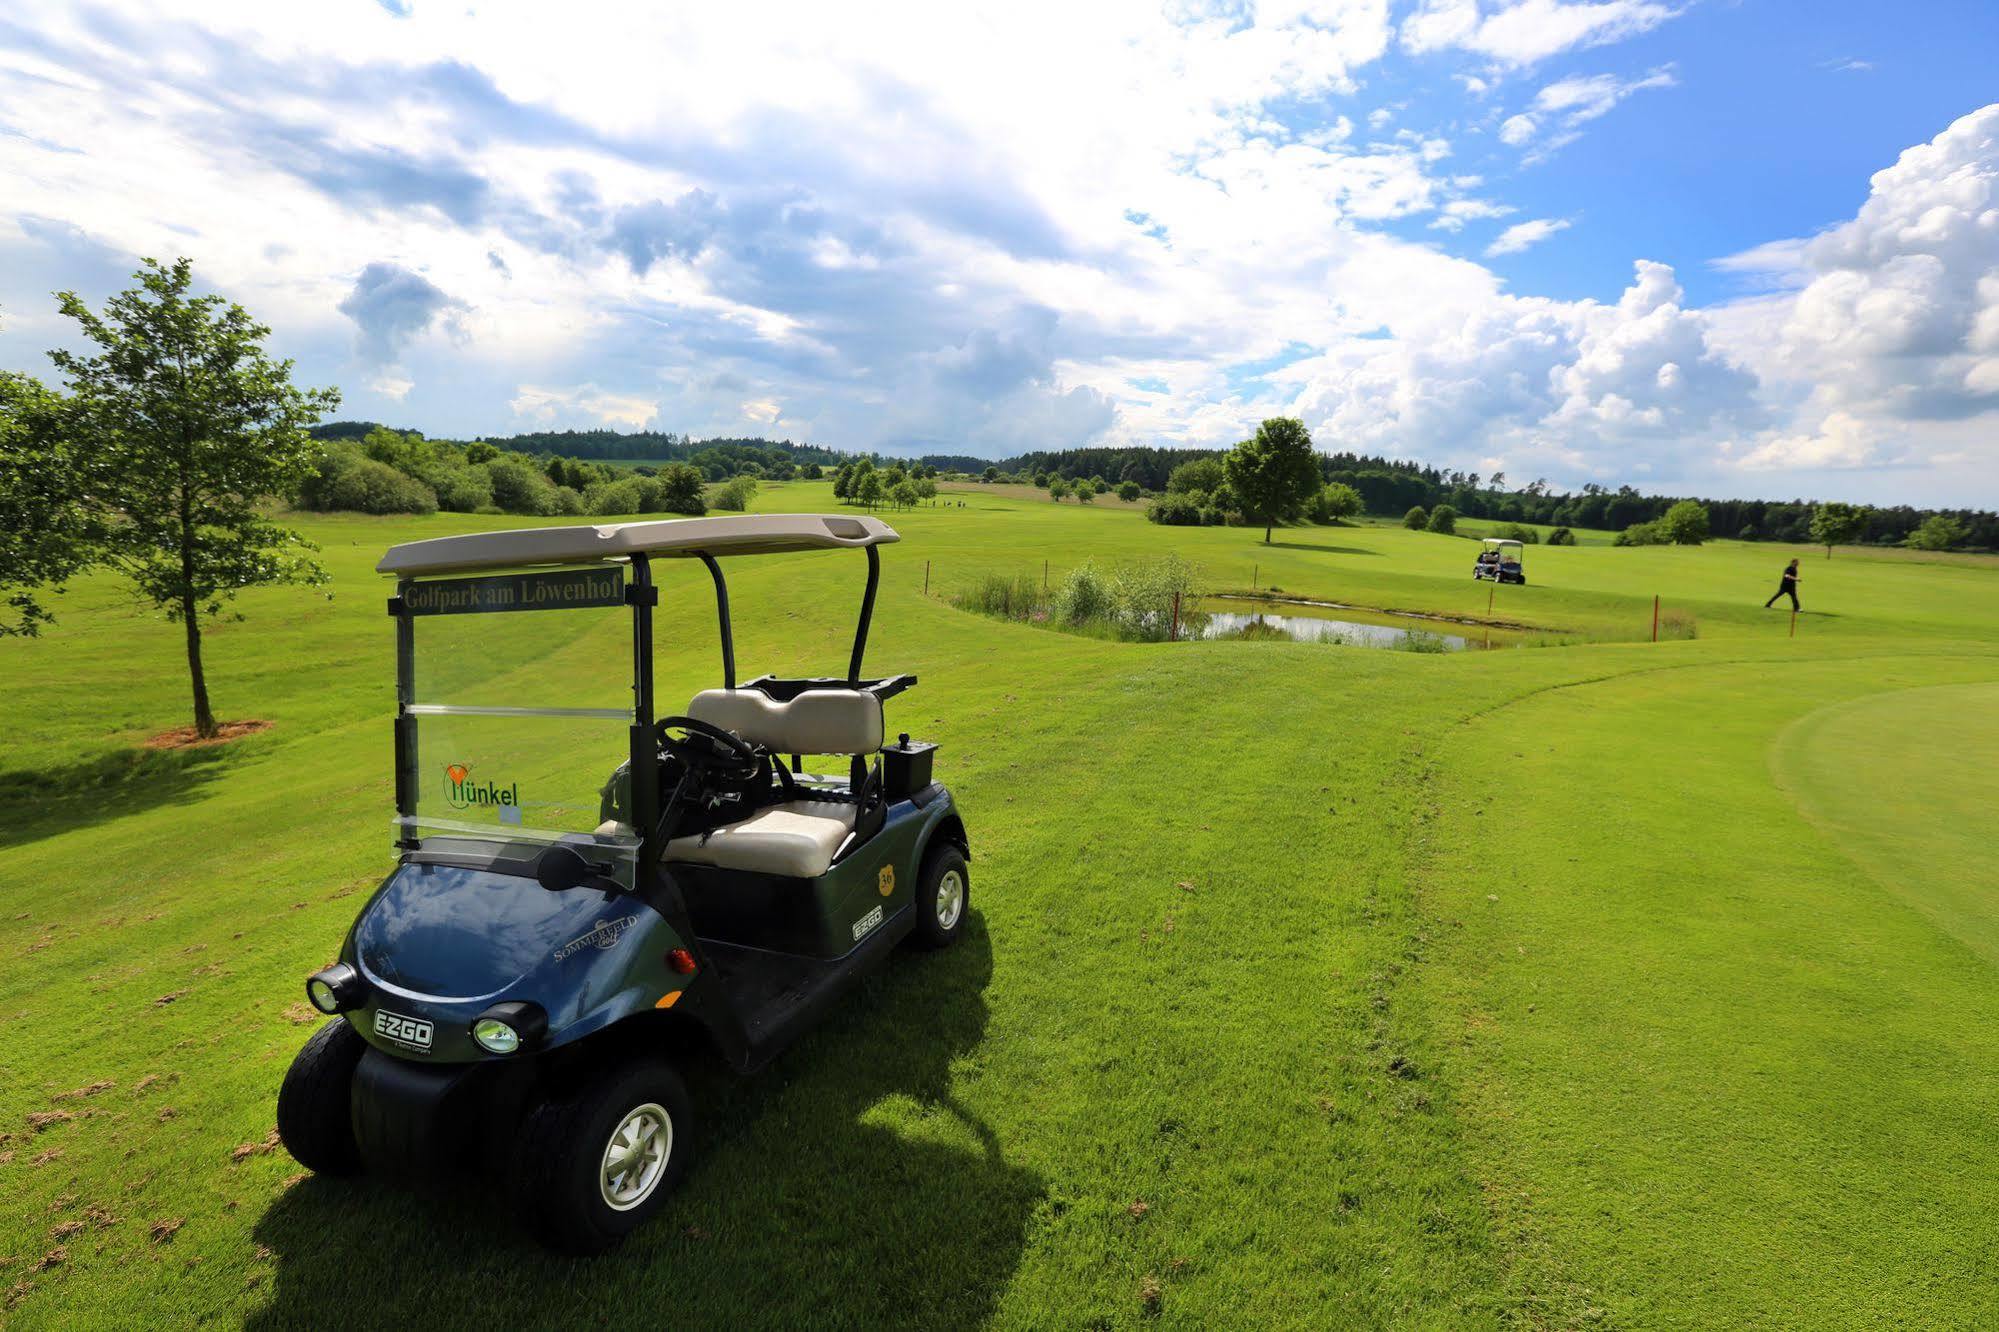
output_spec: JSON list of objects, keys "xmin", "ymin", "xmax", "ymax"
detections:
[
  {"xmin": 276, "ymin": 1018, "xmax": 367, "ymax": 1176},
  {"xmin": 910, "ymin": 844, "xmax": 970, "ymax": 950},
  {"xmin": 509, "ymin": 1057, "xmax": 693, "ymax": 1254}
]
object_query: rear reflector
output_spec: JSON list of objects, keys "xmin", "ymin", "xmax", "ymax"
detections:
[{"xmin": 666, "ymin": 948, "xmax": 698, "ymax": 974}]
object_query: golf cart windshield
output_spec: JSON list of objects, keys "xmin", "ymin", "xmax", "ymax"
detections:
[{"xmin": 395, "ymin": 562, "xmax": 639, "ymax": 854}]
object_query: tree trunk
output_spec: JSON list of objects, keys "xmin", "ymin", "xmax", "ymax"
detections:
[
  {"xmin": 182, "ymin": 593, "xmax": 216, "ymax": 738},
  {"xmin": 1264, "ymin": 521, "xmax": 1273, "ymax": 543}
]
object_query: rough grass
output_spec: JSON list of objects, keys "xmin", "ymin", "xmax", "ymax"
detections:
[{"xmin": 0, "ymin": 482, "xmax": 1994, "ymax": 1328}]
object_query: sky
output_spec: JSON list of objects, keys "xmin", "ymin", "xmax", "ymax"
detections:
[{"xmin": 2, "ymin": 2, "xmax": 1997, "ymax": 506}]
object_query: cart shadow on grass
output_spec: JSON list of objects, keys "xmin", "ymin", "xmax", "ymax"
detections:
[
  {"xmin": 248, "ymin": 915, "xmax": 1044, "ymax": 1330},
  {"xmin": 0, "ymin": 746, "xmax": 241, "ymax": 851}
]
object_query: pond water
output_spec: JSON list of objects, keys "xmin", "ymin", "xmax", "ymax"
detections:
[{"xmin": 1196, "ymin": 597, "xmax": 1510, "ymax": 651}]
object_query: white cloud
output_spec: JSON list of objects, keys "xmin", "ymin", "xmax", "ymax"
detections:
[
  {"xmin": 367, "ymin": 372, "xmax": 415, "ymax": 400},
  {"xmin": 1486, "ymin": 217, "xmax": 1571, "ymax": 254},
  {"xmin": 1429, "ymin": 197, "xmax": 1517, "ymax": 231},
  {"xmin": 1402, "ymin": 0, "xmax": 1678, "ymax": 67},
  {"xmin": 510, "ymin": 384, "xmax": 660, "ymax": 429},
  {"xmin": 1500, "ymin": 66, "xmax": 1676, "ymax": 156}
]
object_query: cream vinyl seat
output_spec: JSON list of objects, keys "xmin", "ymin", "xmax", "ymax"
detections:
[{"xmin": 659, "ymin": 686, "xmax": 884, "ymax": 878}]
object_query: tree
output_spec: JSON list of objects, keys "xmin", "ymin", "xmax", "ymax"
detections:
[
  {"xmin": 714, "ymin": 475, "xmax": 758, "ymax": 511},
  {"xmin": 1905, "ymin": 513, "xmax": 1967, "ymax": 551},
  {"xmin": 1167, "ymin": 456, "xmax": 1225, "ymax": 495},
  {"xmin": 890, "ymin": 480, "xmax": 920, "ymax": 510},
  {"xmin": 51, "ymin": 258, "xmax": 338, "ymax": 737},
  {"xmin": 854, "ymin": 470, "xmax": 884, "ymax": 509},
  {"xmin": 1403, "ymin": 505, "xmax": 1429, "ymax": 530},
  {"xmin": 1660, "ymin": 499, "xmax": 1710, "ymax": 546},
  {"xmin": 1074, "ymin": 479, "xmax": 1096, "ymax": 504},
  {"xmin": 1225, "ymin": 418, "xmax": 1322, "ymax": 543},
  {"xmin": 0, "ymin": 360, "xmax": 101, "ymax": 637},
  {"xmin": 655, "ymin": 462, "xmax": 707, "ymax": 514},
  {"xmin": 1117, "ymin": 480, "xmax": 1142, "ymax": 502},
  {"xmin": 1426, "ymin": 504, "xmax": 1457, "ymax": 535},
  {"xmin": 1047, "ymin": 477, "xmax": 1071, "ymax": 501},
  {"xmin": 982, "ymin": 465, "xmax": 1001, "ymax": 483},
  {"xmin": 1314, "ymin": 482, "xmax": 1362, "ymax": 523},
  {"xmin": 1547, "ymin": 527, "xmax": 1576, "ymax": 546},
  {"xmin": 1809, "ymin": 501, "xmax": 1867, "ymax": 558}
]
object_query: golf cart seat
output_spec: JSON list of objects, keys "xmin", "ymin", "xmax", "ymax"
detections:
[
  {"xmin": 664, "ymin": 800, "xmax": 857, "ymax": 879},
  {"xmin": 685, "ymin": 687, "xmax": 883, "ymax": 757}
]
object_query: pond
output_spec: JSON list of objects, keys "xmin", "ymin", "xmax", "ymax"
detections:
[{"xmin": 1196, "ymin": 597, "xmax": 1518, "ymax": 651}]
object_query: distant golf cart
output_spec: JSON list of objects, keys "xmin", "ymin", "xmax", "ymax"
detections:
[
  {"xmin": 1472, "ymin": 537, "xmax": 1526, "ymax": 585},
  {"xmin": 276, "ymin": 515, "xmax": 970, "ymax": 1253}
]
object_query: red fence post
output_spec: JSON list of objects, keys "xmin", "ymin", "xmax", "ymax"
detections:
[
  {"xmin": 924, "ymin": 559, "xmax": 930, "ymax": 596},
  {"xmin": 1653, "ymin": 594, "xmax": 1659, "ymax": 643},
  {"xmin": 1171, "ymin": 590, "xmax": 1180, "ymax": 643}
]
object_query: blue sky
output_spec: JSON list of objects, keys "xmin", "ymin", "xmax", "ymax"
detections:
[{"xmin": 2, "ymin": 1, "xmax": 1997, "ymax": 504}]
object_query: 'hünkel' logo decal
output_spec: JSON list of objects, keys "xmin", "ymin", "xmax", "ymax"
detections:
[
  {"xmin": 444, "ymin": 763, "xmax": 519, "ymax": 810},
  {"xmin": 554, "ymin": 915, "xmax": 639, "ymax": 962}
]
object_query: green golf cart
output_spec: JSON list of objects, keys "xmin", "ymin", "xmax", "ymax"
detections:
[{"xmin": 276, "ymin": 514, "xmax": 970, "ymax": 1252}]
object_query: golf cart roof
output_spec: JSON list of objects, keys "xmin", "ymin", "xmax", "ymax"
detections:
[
  {"xmin": 377, "ymin": 514, "xmax": 899, "ymax": 577},
  {"xmin": 1481, "ymin": 538, "xmax": 1525, "ymax": 550}
]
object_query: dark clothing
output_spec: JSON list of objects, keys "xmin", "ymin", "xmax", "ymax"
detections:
[{"xmin": 1765, "ymin": 570, "xmax": 1800, "ymax": 611}]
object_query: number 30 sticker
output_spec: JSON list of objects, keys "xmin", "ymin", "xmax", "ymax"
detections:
[{"xmin": 877, "ymin": 864, "xmax": 895, "ymax": 896}]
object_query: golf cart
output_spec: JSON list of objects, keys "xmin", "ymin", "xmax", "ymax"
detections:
[
  {"xmin": 1471, "ymin": 537, "xmax": 1526, "ymax": 585},
  {"xmin": 276, "ymin": 514, "xmax": 970, "ymax": 1253}
]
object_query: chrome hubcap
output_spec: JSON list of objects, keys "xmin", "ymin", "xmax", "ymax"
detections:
[
  {"xmin": 935, "ymin": 869, "xmax": 965, "ymax": 931},
  {"xmin": 599, "ymin": 1101, "xmax": 671, "ymax": 1211}
]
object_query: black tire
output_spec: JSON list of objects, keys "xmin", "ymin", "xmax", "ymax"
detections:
[
  {"xmin": 909, "ymin": 843, "xmax": 970, "ymax": 950},
  {"xmin": 509, "ymin": 1058, "xmax": 693, "ymax": 1255},
  {"xmin": 277, "ymin": 1018, "xmax": 367, "ymax": 1176}
]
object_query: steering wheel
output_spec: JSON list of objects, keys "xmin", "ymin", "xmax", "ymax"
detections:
[{"xmin": 656, "ymin": 715, "xmax": 763, "ymax": 781}]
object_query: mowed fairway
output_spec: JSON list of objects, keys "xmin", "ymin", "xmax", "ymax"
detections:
[{"xmin": 1, "ymin": 482, "xmax": 1995, "ymax": 1329}]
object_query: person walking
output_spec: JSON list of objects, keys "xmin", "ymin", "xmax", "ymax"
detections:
[{"xmin": 1764, "ymin": 558, "xmax": 1802, "ymax": 611}]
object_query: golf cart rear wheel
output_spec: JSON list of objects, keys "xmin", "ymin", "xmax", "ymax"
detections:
[
  {"xmin": 276, "ymin": 1018, "xmax": 367, "ymax": 1176},
  {"xmin": 910, "ymin": 844, "xmax": 970, "ymax": 950},
  {"xmin": 509, "ymin": 1057, "xmax": 693, "ymax": 1254}
]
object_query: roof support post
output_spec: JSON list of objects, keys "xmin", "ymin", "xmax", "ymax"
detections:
[
  {"xmin": 849, "ymin": 544, "xmax": 880, "ymax": 685},
  {"xmin": 698, "ymin": 553, "xmax": 736, "ymax": 689}
]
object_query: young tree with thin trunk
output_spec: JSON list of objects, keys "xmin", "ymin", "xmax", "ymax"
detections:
[
  {"xmin": 1809, "ymin": 501, "xmax": 1867, "ymax": 558},
  {"xmin": 51, "ymin": 258, "xmax": 339, "ymax": 738},
  {"xmin": 1224, "ymin": 417, "xmax": 1322, "ymax": 543}
]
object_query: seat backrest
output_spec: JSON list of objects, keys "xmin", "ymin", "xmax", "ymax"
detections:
[{"xmin": 686, "ymin": 687, "xmax": 884, "ymax": 756}]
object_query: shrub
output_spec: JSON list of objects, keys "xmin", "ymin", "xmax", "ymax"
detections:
[
  {"xmin": 1403, "ymin": 505, "xmax": 1428, "ymax": 530},
  {"xmin": 1073, "ymin": 480, "xmax": 1096, "ymax": 504},
  {"xmin": 1547, "ymin": 527, "xmax": 1576, "ymax": 546},
  {"xmin": 1658, "ymin": 610, "xmax": 1698, "ymax": 640},
  {"xmin": 1426, "ymin": 504, "xmax": 1457, "ymax": 535},
  {"xmin": 1107, "ymin": 552, "xmax": 1199, "ymax": 640},
  {"xmin": 1146, "ymin": 492, "xmax": 1203, "ymax": 526},
  {"xmin": 1614, "ymin": 520, "xmax": 1668, "ymax": 546},
  {"xmin": 1394, "ymin": 628, "xmax": 1451, "ymax": 654},
  {"xmin": 485, "ymin": 456, "xmax": 569, "ymax": 515},
  {"xmin": 714, "ymin": 475, "xmax": 759, "ymax": 512},
  {"xmin": 1117, "ymin": 480, "xmax": 1142, "ymax": 502},
  {"xmin": 433, "ymin": 467, "xmax": 493, "ymax": 513},
  {"xmin": 653, "ymin": 463, "xmax": 706, "ymax": 515},
  {"xmin": 1048, "ymin": 478, "xmax": 1071, "ymax": 501},
  {"xmin": 1199, "ymin": 505, "xmax": 1227, "ymax": 527},
  {"xmin": 322, "ymin": 456, "xmax": 437, "ymax": 514},
  {"xmin": 1496, "ymin": 523, "xmax": 1539, "ymax": 544},
  {"xmin": 1053, "ymin": 562, "xmax": 1115, "ymax": 625},
  {"xmin": 585, "ymin": 477, "xmax": 648, "ymax": 516}
]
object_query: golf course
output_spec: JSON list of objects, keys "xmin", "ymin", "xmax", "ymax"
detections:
[{"xmin": 3, "ymin": 482, "xmax": 1996, "ymax": 1328}]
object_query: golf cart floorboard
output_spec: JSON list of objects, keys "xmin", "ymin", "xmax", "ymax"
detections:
[{"xmin": 699, "ymin": 913, "xmax": 910, "ymax": 1065}]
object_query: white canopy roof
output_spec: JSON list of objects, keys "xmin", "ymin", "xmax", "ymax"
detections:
[
  {"xmin": 377, "ymin": 513, "xmax": 899, "ymax": 576},
  {"xmin": 1481, "ymin": 538, "xmax": 1525, "ymax": 549}
]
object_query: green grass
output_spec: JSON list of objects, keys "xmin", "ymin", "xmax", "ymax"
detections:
[{"xmin": 1, "ymin": 482, "xmax": 1994, "ymax": 1328}]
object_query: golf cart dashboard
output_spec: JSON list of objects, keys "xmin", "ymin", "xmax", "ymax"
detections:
[{"xmin": 738, "ymin": 673, "xmax": 916, "ymax": 703}]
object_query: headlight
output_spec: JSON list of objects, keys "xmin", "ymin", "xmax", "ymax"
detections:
[
  {"xmin": 304, "ymin": 962, "xmax": 365, "ymax": 1014},
  {"xmin": 472, "ymin": 1018, "xmax": 520, "ymax": 1055},
  {"xmin": 469, "ymin": 1000, "xmax": 547, "ymax": 1056}
]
